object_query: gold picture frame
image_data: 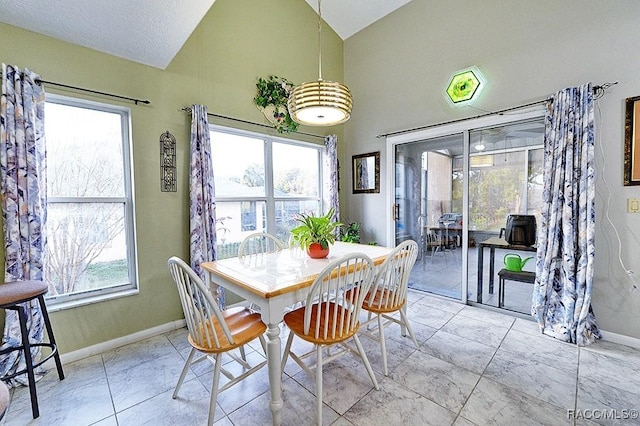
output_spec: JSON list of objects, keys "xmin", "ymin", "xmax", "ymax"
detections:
[
  {"xmin": 352, "ymin": 151, "xmax": 380, "ymax": 194},
  {"xmin": 624, "ymin": 95, "xmax": 640, "ymax": 186}
]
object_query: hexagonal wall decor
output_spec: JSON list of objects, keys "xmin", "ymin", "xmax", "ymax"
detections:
[{"xmin": 445, "ymin": 67, "xmax": 485, "ymax": 106}]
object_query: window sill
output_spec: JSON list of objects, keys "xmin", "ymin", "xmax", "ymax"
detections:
[{"xmin": 47, "ymin": 288, "xmax": 140, "ymax": 312}]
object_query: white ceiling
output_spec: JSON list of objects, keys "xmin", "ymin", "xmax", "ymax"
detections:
[
  {"xmin": 304, "ymin": 0, "xmax": 413, "ymax": 40},
  {"xmin": 0, "ymin": 0, "xmax": 412, "ymax": 70}
]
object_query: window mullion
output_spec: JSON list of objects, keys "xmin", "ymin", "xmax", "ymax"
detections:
[
  {"xmin": 264, "ymin": 138, "xmax": 276, "ymax": 234},
  {"xmin": 523, "ymin": 147, "xmax": 531, "ymax": 213}
]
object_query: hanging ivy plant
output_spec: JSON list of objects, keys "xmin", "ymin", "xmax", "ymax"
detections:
[{"xmin": 254, "ymin": 75, "xmax": 298, "ymax": 134}]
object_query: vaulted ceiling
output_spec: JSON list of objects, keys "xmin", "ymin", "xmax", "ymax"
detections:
[{"xmin": 0, "ymin": 0, "xmax": 412, "ymax": 69}]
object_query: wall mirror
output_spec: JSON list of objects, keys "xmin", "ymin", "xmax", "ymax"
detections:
[
  {"xmin": 624, "ymin": 95, "xmax": 640, "ymax": 185},
  {"xmin": 352, "ymin": 151, "xmax": 380, "ymax": 193}
]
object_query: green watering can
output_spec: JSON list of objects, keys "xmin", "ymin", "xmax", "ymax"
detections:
[{"xmin": 503, "ymin": 253, "xmax": 533, "ymax": 272}]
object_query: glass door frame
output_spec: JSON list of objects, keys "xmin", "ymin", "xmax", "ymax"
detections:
[{"xmin": 385, "ymin": 106, "xmax": 545, "ymax": 305}]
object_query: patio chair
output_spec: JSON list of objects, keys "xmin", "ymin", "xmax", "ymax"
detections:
[{"xmin": 426, "ymin": 231, "xmax": 446, "ymax": 257}]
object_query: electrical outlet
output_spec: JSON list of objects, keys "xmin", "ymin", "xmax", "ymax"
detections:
[{"xmin": 627, "ymin": 198, "xmax": 640, "ymax": 213}]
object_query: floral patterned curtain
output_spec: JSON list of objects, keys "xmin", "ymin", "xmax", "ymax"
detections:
[
  {"xmin": 189, "ymin": 105, "xmax": 224, "ymax": 308},
  {"xmin": 531, "ymin": 83, "xmax": 600, "ymax": 346},
  {"xmin": 325, "ymin": 135, "xmax": 340, "ymax": 223},
  {"xmin": 0, "ymin": 64, "xmax": 47, "ymax": 381}
]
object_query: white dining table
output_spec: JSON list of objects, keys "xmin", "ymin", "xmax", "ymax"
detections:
[{"xmin": 201, "ymin": 241, "xmax": 394, "ymax": 426}]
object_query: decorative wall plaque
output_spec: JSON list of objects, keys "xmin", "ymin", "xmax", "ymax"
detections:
[{"xmin": 160, "ymin": 131, "xmax": 177, "ymax": 192}]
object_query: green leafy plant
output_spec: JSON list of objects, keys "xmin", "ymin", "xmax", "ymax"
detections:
[
  {"xmin": 254, "ymin": 75, "xmax": 298, "ymax": 134},
  {"xmin": 290, "ymin": 208, "xmax": 343, "ymax": 250},
  {"xmin": 340, "ymin": 222, "xmax": 361, "ymax": 243}
]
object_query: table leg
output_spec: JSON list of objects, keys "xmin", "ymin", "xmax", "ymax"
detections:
[
  {"xmin": 266, "ymin": 323, "xmax": 283, "ymax": 426},
  {"xmin": 489, "ymin": 248, "xmax": 495, "ymax": 294},
  {"xmin": 476, "ymin": 245, "xmax": 483, "ymax": 303}
]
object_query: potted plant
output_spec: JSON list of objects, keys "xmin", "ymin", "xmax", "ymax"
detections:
[
  {"xmin": 340, "ymin": 222, "xmax": 361, "ymax": 243},
  {"xmin": 253, "ymin": 75, "xmax": 298, "ymax": 134},
  {"xmin": 290, "ymin": 208, "xmax": 342, "ymax": 258}
]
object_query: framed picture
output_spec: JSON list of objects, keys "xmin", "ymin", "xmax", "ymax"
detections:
[
  {"xmin": 352, "ymin": 151, "xmax": 380, "ymax": 194},
  {"xmin": 624, "ymin": 95, "xmax": 640, "ymax": 186}
]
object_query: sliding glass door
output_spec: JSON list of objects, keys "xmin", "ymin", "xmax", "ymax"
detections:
[
  {"xmin": 465, "ymin": 122, "xmax": 544, "ymax": 312},
  {"xmin": 395, "ymin": 133, "xmax": 465, "ymax": 300},
  {"xmin": 389, "ymin": 109, "xmax": 544, "ymax": 312}
]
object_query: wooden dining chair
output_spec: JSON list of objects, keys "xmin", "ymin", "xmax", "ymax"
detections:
[
  {"xmin": 167, "ymin": 256, "xmax": 267, "ymax": 426},
  {"xmin": 281, "ymin": 253, "xmax": 379, "ymax": 426},
  {"xmin": 238, "ymin": 232, "xmax": 286, "ymax": 317},
  {"xmin": 358, "ymin": 240, "xmax": 420, "ymax": 375},
  {"xmin": 238, "ymin": 232, "xmax": 285, "ymax": 259}
]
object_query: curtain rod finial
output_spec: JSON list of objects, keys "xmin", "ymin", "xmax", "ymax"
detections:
[{"xmin": 593, "ymin": 81, "xmax": 617, "ymax": 99}]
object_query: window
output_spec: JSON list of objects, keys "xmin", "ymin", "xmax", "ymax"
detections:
[
  {"xmin": 44, "ymin": 95, "xmax": 137, "ymax": 306},
  {"xmin": 210, "ymin": 126, "xmax": 323, "ymax": 258}
]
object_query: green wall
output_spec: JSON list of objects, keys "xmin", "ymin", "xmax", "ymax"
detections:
[{"xmin": 0, "ymin": 0, "xmax": 345, "ymax": 353}]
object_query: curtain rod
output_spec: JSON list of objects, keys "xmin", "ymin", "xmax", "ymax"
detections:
[
  {"xmin": 376, "ymin": 82, "xmax": 617, "ymax": 139},
  {"xmin": 0, "ymin": 72, "xmax": 150, "ymax": 105},
  {"xmin": 181, "ymin": 107, "xmax": 325, "ymax": 140},
  {"xmin": 37, "ymin": 79, "xmax": 151, "ymax": 105}
]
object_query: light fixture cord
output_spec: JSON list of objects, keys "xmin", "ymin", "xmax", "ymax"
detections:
[{"xmin": 317, "ymin": 0, "xmax": 323, "ymax": 81}]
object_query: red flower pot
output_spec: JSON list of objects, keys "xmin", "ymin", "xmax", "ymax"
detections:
[{"xmin": 307, "ymin": 243, "xmax": 329, "ymax": 259}]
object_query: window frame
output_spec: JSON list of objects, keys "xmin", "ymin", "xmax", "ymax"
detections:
[
  {"xmin": 44, "ymin": 94, "xmax": 138, "ymax": 310},
  {"xmin": 209, "ymin": 124, "xmax": 325, "ymax": 243}
]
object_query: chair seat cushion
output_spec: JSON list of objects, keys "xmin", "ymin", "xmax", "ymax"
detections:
[
  {"xmin": 0, "ymin": 281, "xmax": 48, "ymax": 307},
  {"xmin": 284, "ymin": 302, "xmax": 358, "ymax": 344}
]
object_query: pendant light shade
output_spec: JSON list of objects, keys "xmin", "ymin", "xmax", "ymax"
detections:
[
  {"xmin": 288, "ymin": 79, "xmax": 352, "ymax": 126},
  {"xmin": 287, "ymin": 0, "xmax": 353, "ymax": 126}
]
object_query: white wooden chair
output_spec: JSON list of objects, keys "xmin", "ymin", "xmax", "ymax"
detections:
[
  {"xmin": 238, "ymin": 232, "xmax": 285, "ymax": 259},
  {"xmin": 167, "ymin": 256, "xmax": 267, "ymax": 426},
  {"xmin": 238, "ymin": 232, "xmax": 286, "ymax": 315},
  {"xmin": 281, "ymin": 253, "xmax": 379, "ymax": 426},
  {"xmin": 358, "ymin": 240, "xmax": 419, "ymax": 375}
]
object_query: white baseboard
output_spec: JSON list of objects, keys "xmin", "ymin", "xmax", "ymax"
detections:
[
  {"xmin": 600, "ymin": 329, "xmax": 640, "ymax": 349},
  {"xmin": 44, "ymin": 319, "xmax": 186, "ymax": 368},
  {"xmin": 42, "ymin": 316, "xmax": 639, "ymax": 370},
  {"xmin": 43, "ymin": 301, "xmax": 251, "ymax": 369}
]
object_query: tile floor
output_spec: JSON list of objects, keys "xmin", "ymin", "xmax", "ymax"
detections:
[
  {"xmin": 2, "ymin": 291, "xmax": 640, "ymax": 426},
  {"xmin": 410, "ymin": 245, "xmax": 536, "ymax": 314}
]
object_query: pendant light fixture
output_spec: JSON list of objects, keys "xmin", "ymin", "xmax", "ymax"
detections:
[{"xmin": 287, "ymin": 0, "xmax": 353, "ymax": 126}]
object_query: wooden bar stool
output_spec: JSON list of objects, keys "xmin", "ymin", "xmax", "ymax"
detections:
[
  {"xmin": 497, "ymin": 269, "xmax": 536, "ymax": 308},
  {"xmin": 0, "ymin": 281, "xmax": 64, "ymax": 419}
]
